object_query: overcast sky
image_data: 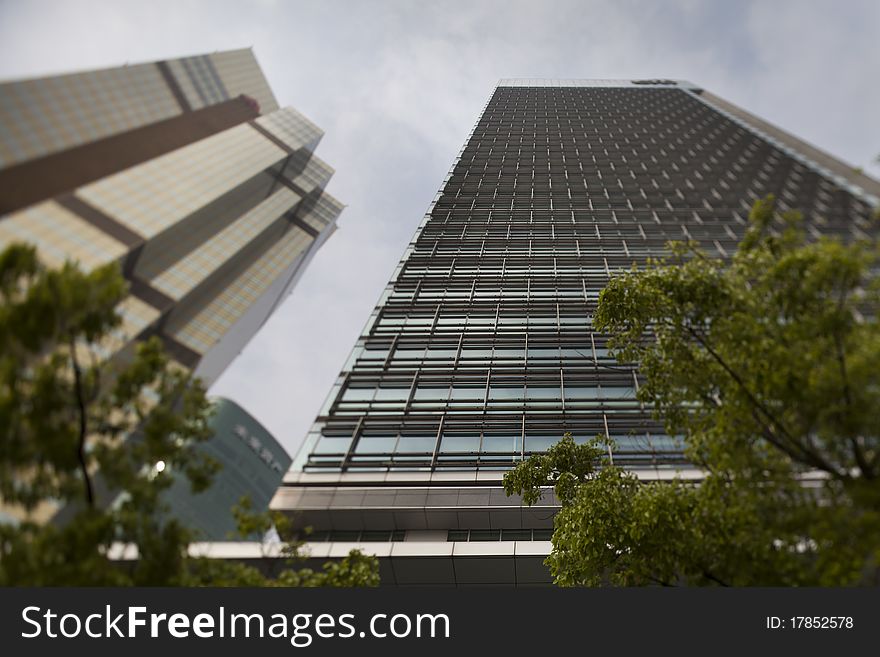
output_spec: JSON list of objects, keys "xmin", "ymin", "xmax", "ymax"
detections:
[{"xmin": 1, "ymin": 0, "xmax": 878, "ymax": 457}]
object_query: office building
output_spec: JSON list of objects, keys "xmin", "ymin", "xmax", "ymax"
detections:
[
  {"xmin": 0, "ymin": 49, "xmax": 343, "ymax": 386},
  {"xmin": 271, "ymin": 79, "xmax": 878, "ymax": 586},
  {"xmin": 0, "ymin": 50, "xmax": 342, "ymax": 528},
  {"xmin": 162, "ymin": 397, "xmax": 291, "ymax": 541}
]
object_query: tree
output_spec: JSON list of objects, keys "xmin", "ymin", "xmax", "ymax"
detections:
[
  {"xmin": 0, "ymin": 243, "xmax": 378, "ymax": 586},
  {"xmin": 504, "ymin": 196, "xmax": 880, "ymax": 586},
  {"xmin": 186, "ymin": 497, "xmax": 380, "ymax": 587}
]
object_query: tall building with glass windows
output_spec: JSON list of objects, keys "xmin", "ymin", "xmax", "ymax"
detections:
[
  {"xmin": 271, "ymin": 79, "xmax": 878, "ymax": 586},
  {"xmin": 163, "ymin": 397, "xmax": 291, "ymax": 541},
  {"xmin": 0, "ymin": 49, "xmax": 343, "ymax": 386}
]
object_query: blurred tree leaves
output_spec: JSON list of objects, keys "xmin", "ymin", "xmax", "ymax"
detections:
[{"xmin": 0, "ymin": 244, "xmax": 377, "ymax": 587}]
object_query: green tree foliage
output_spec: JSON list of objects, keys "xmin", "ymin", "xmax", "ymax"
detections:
[
  {"xmin": 187, "ymin": 497, "xmax": 380, "ymax": 587},
  {"xmin": 0, "ymin": 244, "xmax": 378, "ymax": 586},
  {"xmin": 504, "ymin": 197, "xmax": 880, "ymax": 586}
]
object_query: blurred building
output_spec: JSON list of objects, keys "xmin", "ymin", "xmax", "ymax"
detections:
[
  {"xmin": 0, "ymin": 50, "xmax": 341, "ymax": 526},
  {"xmin": 163, "ymin": 397, "xmax": 291, "ymax": 541},
  {"xmin": 0, "ymin": 49, "xmax": 342, "ymax": 386},
  {"xmin": 271, "ymin": 79, "xmax": 879, "ymax": 585}
]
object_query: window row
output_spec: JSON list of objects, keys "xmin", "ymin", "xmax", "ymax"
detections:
[
  {"xmin": 338, "ymin": 383, "xmax": 638, "ymax": 407},
  {"xmin": 312, "ymin": 431, "xmax": 679, "ymax": 456}
]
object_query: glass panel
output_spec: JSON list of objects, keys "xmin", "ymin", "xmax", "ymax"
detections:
[
  {"xmin": 481, "ymin": 435, "xmax": 521, "ymax": 452},
  {"xmin": 354, "ymin": 436, "xmax": 397, "ymax": 453},
  {"xmin": 449, "ymin": 386, "xmax": 485, "ymax": 401},
  {"xmin": 565, "ymin": 386, "xmax": 600, "ymax": 399},
  {"xmin": 414, "ymin": 386, "xmax": 449, "ymax": 400},
  {"xmin": 601, "ymin": 386, "xmax": 637, "ymax": 399},
  {"xmin": 341, "ymin": 386, "xmax": 375, "ymax": 401},
  {"xmin": 489, "ymin": 386, "xmax": 523, "ymax": 400},
  {"xmin": 313, "ymin": 436, "xmax": 352, "ymax": 454},
  {"xmin": 525, "ymin": 435, "xmax": 559, "ymax": 452},
  {"xmin": 527, "ymin": 386, "xmax": 561, "ymax": 399},
  {"xmin": 374, "ymin": 387, "xmax": 411, "ymax": 401},
  {"xmin": 393, "ymin": 347, "xmax": 425, "ymax": 360},
  {"xmin": 437, "ymin": 315, "xmax": 466, "ymax": 325},
  {"xmin": 612, "ymin": 433, "xmax": 681, "ymax": 452},
  {"xmin": 439, "ymin": 435, "xmax": 481, "ymax": 452},
  {"xmin": 396, "ymin": 435, "xmax": 437, "ymax": 452},
  {"xmin": 501, "ymin": 529, "xmax": 532, "ymax": 541},
  {"xmin": 459, "ymin": 349, "xmax": 492, "ymax": 360},
  {"xmin": 425, "ymin": 348, "xmax": 458, "ymax": 360}
]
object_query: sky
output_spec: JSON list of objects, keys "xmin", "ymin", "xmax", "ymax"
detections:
[{"xmin": 1, "ymin": 0, "xmax": 878, "ymax": 457}]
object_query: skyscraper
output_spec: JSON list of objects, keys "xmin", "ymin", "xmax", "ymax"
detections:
[
  {"xmin": 162, "ymin": 397, "xmax": 291, "ymax": 541},
  {"xmin": 0, "ymin": 49, "xmax": 343, "ymax": 386},
  {"xmin": 279, "ymin": 78, "xmax": 878, "ymax": 586}
]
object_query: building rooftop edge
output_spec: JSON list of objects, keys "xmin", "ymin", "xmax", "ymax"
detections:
[
  {"xmin": 494, "ymin": 78, "xmax": 878, "ymax": 203},
  {"xmin": 0, "ymin": 47, "xmax": 257, "ymax": 85},
  {"xmin": 497, "ymin": 78, "xmax": 702, "ymax": 90}
]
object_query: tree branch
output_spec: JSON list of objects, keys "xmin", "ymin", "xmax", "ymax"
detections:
[
  {"xmin": 87, "ymin": 345, "xmax": 102, "ymax": 406},
  {"xmin": 701, "ymin": 569, "xmax": 730, "ymax": 587},
  {"xmin": 649, "ymin": 575, "xmax": 677, "ymax": 587},
  {"xmin": 748, "ymin": 407, "xmax": 835, "ymax": 474},
  {"xmin": 686, "ymin": 326, "xmax": 847, "ymax": 478},
  {"xmin": 831, "ymin": 290, "xmax": 873, "ymax": 479},
  {"xmin": 69, "ymin": 337, "xmax": 94, "ymax": 508}
]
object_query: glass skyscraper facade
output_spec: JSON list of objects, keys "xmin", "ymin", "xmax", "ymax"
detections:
[
  {"xmin": 281, "ymin": 78, "xmax": 877, "ymax": 585},
  {"xmin": 0, "ymin": 50, "xmax": 341, "ymax": 526},
  {"xmin": 163, "ymin": 397, "xmax": 291, "ymax": 541},
  {"xmin": 0, "ymin": 49, "xmax": 343, "ymax": 387}
]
